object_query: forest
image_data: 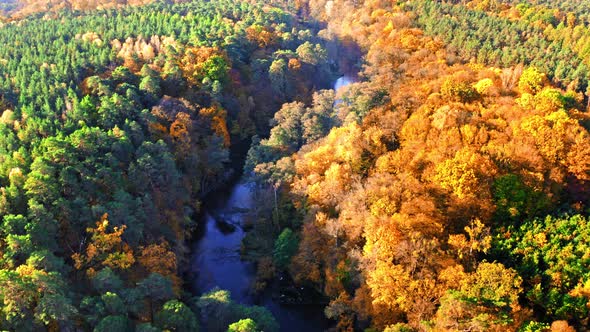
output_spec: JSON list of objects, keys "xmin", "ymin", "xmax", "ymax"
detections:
[
  {"xmin": 0, "ymin": 0, "xmax": 588, "ymax": 331},
  {"xmin": 0, "ymin": 0, "xmax": 336, "ymax": 330}
]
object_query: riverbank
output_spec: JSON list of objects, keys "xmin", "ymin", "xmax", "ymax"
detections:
[{"xmin": 186, "ymin": 72, "xmax": 359, "ymax": 331}]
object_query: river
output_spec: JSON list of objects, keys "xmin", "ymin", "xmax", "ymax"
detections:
[{"xmin": 189, "ymin": 75, "xmax": 356, "ymax": 331}]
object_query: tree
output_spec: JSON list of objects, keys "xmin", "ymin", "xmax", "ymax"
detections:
[
  {"xmin": 492, "ymin": 174, "xmax": 547, "ymax": 222},
  {"xmin": 383, "ymin": 323, "xmax": 414, "ymax": 332},
  {"xmin": 434, "ymin": 148, "xmax": 496, "ymax": 200},
  {"xmin": 138, "ymin": 242, "xmax": 179, "ymax": 288},
  {"xmin": 155, "ymin": 300, "xmax": 199, "ymax": 331},
  {"xmin": 448, "ymin": 219, "xmax": 491, "ymax": 267},
  {"xmin": 518, "ymin": 67, "xmax": 546, "ymax": 94},
  {"xmin": 136, "ymin": 323, "xmax": 161, "ymax": 332},
  {"xmin": 228, "ymin": 318, "xmax": 258, "ymax": 332},
  {"xmin": 0, "ymin": 270, "xmax": 37, "ymax": 331},
  {"xmin": 101, "ymin": 292, "xmax": 126, "ymax": 315},
  {"xmin": 234, "ymin": 305, "xmax": 278, "ymax": 332},
  {"xmin": 34, "ymin": 293, "xmax": 78, "ymax": 328},
  {"xmin": 267, "ymin": 101, "xmax": 305, "ymax": 151},
  {"xmin": 0, "ymin": 1, "xmax": 340, "ymax": 330},
  {"xmin": 94, "ymin": 315, "xmax": 132, "ymax": 332},
  {"xmin": 203, "ymin": 55, "xmax": 230, "ymax": 83},
  {"xmin": 196, "ymin": 288, "xmax": 278, "ymax": 332},
  {"xmin": 196, "ymin": 288, "xmax": 234, "ymax": 332},
  {"xmin": 434, "ymin": 262, "xmax": 523, "ymax": 331},
  {"xmin": 473, "ymin": 78, "xmax": 494, "ymax": 95},
  {"xmin": 273, "ymin": 228, "xmax": 298, "ymax": 269},
  {"xmin": 302, "ymin": 90, "xmax": 336, "ymax": 143},
  {"xmin": 111, "ymin": 66, "xmax": 136, "ymax": 85},
  {"xmin": 180, "ymin": 47, "xmax": 230, "ymax": 86},
  {"xmin": 460, "ymin": 262, "xmax": 522, "ymax": 307},
  {"xmin": 199, "ymin": 106, "xmax": 230, "ymax": 147},
  {"xmin": 496, "ymin": 214, "xmax": 590, "ymax": 321},
  {"xmin": 269, "ymin": 58, "xmax": 287, "ymax": 99},
  {"xmin": 440, "ymin": 77, "xmax": 479, "ymax": 103},
  {"xmin": 296, "ymin": 42, "xmax": 327, "ymax": 65},
  {"xmin": 91, "ymin": 268, "xmax": 124, "ymax": 294},
  {"xmin": 138, "ymin": 273, "xmax": 175, "ymax": 322},
  {"xmin": 72, "ymin": 214, "xmax": 135, "ymax": 277},
  {"xmin": 84, "ymin": 76, "xmax": 111, "ymax": 96},
  {"xmin": 533, "ymin": 88, "xmax": 572, "ymax": 114},
  {"xmin": 139, "ymin": 75, "xmax": 162, "ymax": 97},
  {"xmin": 138, "ymin": 273, "xmax": 175, "ymax": 303}
]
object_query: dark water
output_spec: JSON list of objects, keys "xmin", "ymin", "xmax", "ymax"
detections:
[
  {"xmin": 190, "ymin": 76, "xmax": 356, "ymax": 331},
  {"xmin": 191, "ymin": 182, "xmax": 256, "ymax": 300}
]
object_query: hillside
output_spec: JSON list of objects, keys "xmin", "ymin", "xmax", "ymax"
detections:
[
  {"xmin": 0, "ymin": 0, "xmax": 588, "ymax": 331},
  {"xmin": 0, "ymin": 0, "xmax": 335, "ymax": 330},
  {"xmin": 0, "ymin": 0, "xmax": 160, "ymax": 19},
  {"xmin": 246, "ymin": 0, "xmax": 590, "ymax": 331}
]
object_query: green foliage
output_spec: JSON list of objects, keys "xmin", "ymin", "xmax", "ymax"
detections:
[
  {"xmin": 273, "ymin": 228, "xmax": 299, "ymax": 269},
  {"xmin": 91, "ymin": 268, "xmax": 124, "ymax": 294},
  {"xmin": 136, "ymin": 323, "xmax": 162, "ymax": 332},
  {"xmin": 196, "ymin": 288, "xmax": 236, "ymax": 331},
  {"xmin": 492, "ymin": 174, "xmax": 547, "ymax": 222},
  {"xmin": 338, "ymin": 84, "xmax": 388, "ymax": 122},
  {"xmin": 155, "ymin": 300, "xmax": 199, "ymax": 331},
  {"xmin": 227, "ymin": 318, "xmax": 258, "ymax": 332},
  {"xmin": 101, "ymin": 292, "xmax": 126, "ymax": 315},
  {"xmin": 269, "ymin": 58, "xmax": 288, "ymax": 98},
  {"xmin": 35, "ymin": 293, "xmax": 78, "ymax": 327},
  {"xmin": 245, "ymin": 90, "xmax": 336, "ymax": 186},
  {"xmin": 495, "ymin": 214, "xmax": 590, "ymax": 321},
  {"xmin": 138, "ymin": 273, "xmax": 175, "ymax": 303},
  {"xmin": 26, "ymin": 250, "xmax": 68, "ymax": 274},
  {"xmin": 234, "ymin": 305, "xmax": 279, "ymax": 332},
  {"xmin": 203, "ymin": 55, "xmax": 230, "ymax": 83},
  {"xmin": 410, "ymin": 1, "xmax": 589, "ymax": 90},
  {"xmin": 112, "ymin": 66, "xmax": 136, "ymax": 84},
  {"xmin": 139, "ymin": 75, "xmax": 162, "ymax": 97},
  {"xmin": 196, "ymin": 288, "xmax": 278, "ymax": 332},
  {"xmin": 518, "ymin": 321, "xmax": 550, "ymax": 332},
  {"xmin": 0, "ymin": 267, "xmax": 75, "ymax": 330},
  {"xmin": 0, "ymin": 0, "xmax": 336, "ymax": 329},
  {"xmin": 94, "ymin": 315, "xmax": 133, "ymax": 332},
  {"xmin": 296, "ymin": 41, "xmax": 327, "ymax": 65}
]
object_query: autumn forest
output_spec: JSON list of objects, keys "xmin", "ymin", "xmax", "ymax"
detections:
[{"xmin": 0, "ymin": 0, "xmax": 588, "ymax": 331}]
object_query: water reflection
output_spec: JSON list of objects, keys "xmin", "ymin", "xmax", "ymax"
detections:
[
  {"xmin": 191, "ymin": 182, "xmax": 255, "ymax": 302},
  {"xmin": 190, "ymin": 74, "xmax": 358, "ymax": 331}
]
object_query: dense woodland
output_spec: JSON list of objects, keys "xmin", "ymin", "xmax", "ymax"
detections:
[
  {"xmin": 0, "ymin": 0, "xmax": 336, "ymax": 330},
  {"xmin": 245, "ymin": 0, "xmax": 590, "ymax": 331},
  {"xmin": 0, "ymin": 0, "xmax": 589, "ymax": 331}
]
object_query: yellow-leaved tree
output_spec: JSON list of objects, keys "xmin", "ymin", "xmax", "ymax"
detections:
[{"xmin": 72, "ymin": 214, "xmax": 135, "ymax": 277}]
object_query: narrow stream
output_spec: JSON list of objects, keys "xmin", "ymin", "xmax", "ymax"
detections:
[
  {"xmin": 191, "ymin": 182, "xmax": 256, "ymax": 300},
  {"xmin": 189, "ymin": 75, "xmax": 357, "ymax": 331}
]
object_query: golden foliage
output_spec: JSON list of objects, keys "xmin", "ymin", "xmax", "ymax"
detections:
[
  {"xmin": 199, "ymin": 105, "xmax": 230, "ymax": 147},
  {"xmin": 245, "ymin": 25, "xmax": 277, "ymax": 48},
  {"xmin": 434, "ymin": 148, "xmax": 496, "ymax": 199},
  {"xmin": 265, "ymin": 0, "xmax": 590, "ymax": 329},
  {"xmin": 288, "ymin": 58, "xmax": 301, "ymax": 71},
  {"xmin": 138, "ymin": 241, "xmax": 181, "ymax": 291},
  {"xmin": 72, "ymin": 214, "xmax": 135, "ymax": 276}
]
